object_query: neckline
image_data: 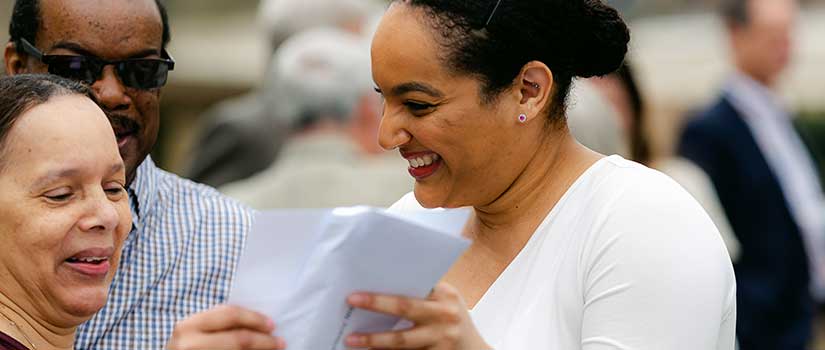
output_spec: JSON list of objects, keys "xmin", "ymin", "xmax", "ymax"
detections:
[{"xmin": 469, "ymin": 154, "xmax": 618, "ymax": 311}]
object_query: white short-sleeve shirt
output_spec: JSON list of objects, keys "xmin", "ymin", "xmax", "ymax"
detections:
[{"xmin": 389, "ymin": 155, "xmax": 736, "ymax": 350}]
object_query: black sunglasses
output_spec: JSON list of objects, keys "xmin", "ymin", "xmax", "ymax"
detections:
[{"xmin": 19, "ymin": 38, "xmax": 175, "ymax": 90}]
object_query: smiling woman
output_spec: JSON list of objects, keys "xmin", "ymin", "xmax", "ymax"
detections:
[
  {"xmin": 339, "ymin": 0, "xmax": 738, "ymax": 349},
  {"xmin": 0, "ymin": 74, "xmax": 131, "ymax": 350}
]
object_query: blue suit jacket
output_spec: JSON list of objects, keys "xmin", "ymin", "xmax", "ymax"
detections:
[{"xmin": 678, "ymin": 95, "xmax": 812, "ymax": 350}]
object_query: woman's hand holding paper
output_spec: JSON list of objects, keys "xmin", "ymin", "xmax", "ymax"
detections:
[
  {"xmin": 167, "ymin": 304, "xmax": 286, "ymax": 350},
  {"xmin": 345, "ymin": 282, "xmax": 491, "ymax": 350}
]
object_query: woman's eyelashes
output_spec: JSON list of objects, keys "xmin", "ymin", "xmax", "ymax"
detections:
[
  {"xmin": 404, "ymin": 101, "xmax": 437, "ymax": 115},
  {"xmin": 374, "ymin": 87, "xmax": 438, "ymax": 116},
  {"xmin": 43, "ymin": 188, "xmax": 74, "ymax": 203},
  {"xmin": 105, "ymin": 184, "xmax": 126, "ymax": 198},
  {"xmin": 374, "ymin": 87, "xmax": 386, "ymax": 101},
  {"xmin": 42, "ymin": 183, "xmax": 126, "ymax": 203}
]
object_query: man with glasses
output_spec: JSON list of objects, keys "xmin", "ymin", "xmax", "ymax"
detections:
[{"xmin": 3, "ymin": 0, "xmax": 252, "ymax": 348}]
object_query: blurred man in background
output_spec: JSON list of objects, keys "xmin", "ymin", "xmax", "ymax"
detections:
[
  {"xmin": 185, "ymin": 0, "xmax": 383, "ymax": 187},
  {"xmin": 220, "ymin": 28, "xmax": 411, "ymax": 209},
  {"xmin": 679, "ymin": 0, "xmax": 825, "ymax": 348}
]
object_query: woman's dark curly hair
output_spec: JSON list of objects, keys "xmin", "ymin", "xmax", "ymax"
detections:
[{"xmin": 401, "ymin": 0, "xmax": 630, "ymax": 122}]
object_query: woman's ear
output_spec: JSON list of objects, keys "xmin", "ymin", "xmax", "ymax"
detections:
[{"xmin": 517, "ymin": 61, "xmax": 553, "ymax": 123}]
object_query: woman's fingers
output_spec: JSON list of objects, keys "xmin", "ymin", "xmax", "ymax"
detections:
[
  {"xmin": 176, "ymin": 304, "xmax": 275, "ymax": 333},
  {"xmin": 346, "ymin": 325, "xmax": 454, "ymax": 349},
  {"xmin": 347, "ymin": 292, "xmax": 462, "ymax": 324},
  {"xmin": 168, "ymin": 329, "xmax": 286, "ymax": 350},
  {"xmin": 430, "ymin": 282, "xmax": 464, "ymax": 303},
  {"xmin": 346, "ymin": 282, "xmax": 491, "ymax": 350},
  {"xmin": 168, "ymin": 305, "xmax": 284, "ymax": 350}
]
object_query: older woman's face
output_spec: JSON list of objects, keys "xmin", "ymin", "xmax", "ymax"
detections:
[
  {"xmin": 0, "ymin": 95, "xmax": 130, "ymax": 325},
  {"xmin": 372, "ymin": 4, "xmax": 535, "ymax": 208}
]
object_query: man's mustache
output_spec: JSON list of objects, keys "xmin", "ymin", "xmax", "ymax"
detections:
[{"xmin": 106, "ymin": 112, "xmax": 141, "ymax": 134}]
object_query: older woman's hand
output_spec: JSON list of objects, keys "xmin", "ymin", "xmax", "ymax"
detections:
[
  {"xmin": 345, "ymin": 282, "xmax": 491, "ymax": 350},
  {"xmin": 167, "ymin": 305, "xmax": 285, "ymax": 350}
]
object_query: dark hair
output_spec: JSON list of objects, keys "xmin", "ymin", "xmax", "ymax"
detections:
[
  {"xmin": 8, "ymin": 0, "xmax": 171, "ymax": 53},
  {"xmin": 612, "ymin": 62, "xmax": 650, "ymax": 165},
  {"xmin": 0, "ymin": 74, "xmax": 96, "ymax": 169},
  {"xmin": 721, "ymin": 0, "xmax": 750, "ymax": 27},
  {"xmin": 403, "ymin": 0, "xmax": 630, "ymax": 121}
]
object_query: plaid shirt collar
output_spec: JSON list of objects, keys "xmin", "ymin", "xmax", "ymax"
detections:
[{"xmin": 128, "ymin": 156, "xmax": 160, "ymax": 226}]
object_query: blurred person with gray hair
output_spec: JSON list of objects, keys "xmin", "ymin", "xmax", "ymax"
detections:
[
  {"xmin": 184, "ymin": 0, "xmax": 384, "ymax": 187},
  {"xmin": 258, "ymin": 0, "xmax": 384, "ymax": 52},
  {"xmin": 679, "ymin": 0, "xmax": 825, "ymax": 348},
  {"xmin": 219, "ymin": 28, "xmax": 412, "ymax": 209}
]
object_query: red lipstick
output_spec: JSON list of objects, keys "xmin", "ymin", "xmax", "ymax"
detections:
[{"xmin": 400, "ymin": 150, "xmax": 443, "ymax": 180}]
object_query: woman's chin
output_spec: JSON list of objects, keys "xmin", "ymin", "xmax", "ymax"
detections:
[
  {"xmin": 413, "ymin": 187, "xmax": 444, "ymax": 209},
  {"xmin": 58, "ymin": 285, "xmax": 111, "ymax": 321},
  {"xmin": 413, "ymin": 186, "xmax": 465, "ymax": 209}
]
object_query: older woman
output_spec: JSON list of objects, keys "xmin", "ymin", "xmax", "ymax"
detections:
[
  {"xmin": 339, "ymin": 0, "xmax": 737, "ymax": 349},
  {"xmin": 0, "ymin": 74, "xmax": 131, "ymax": 350}
]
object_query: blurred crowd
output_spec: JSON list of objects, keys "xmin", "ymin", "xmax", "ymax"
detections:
[{"xmin": 184, "ymin": 0, "xmax": 413, "ymax": 208}]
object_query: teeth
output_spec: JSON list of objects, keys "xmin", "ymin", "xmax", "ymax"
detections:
[
  {"xmin": 407, "ymin": 154, "xmax": 440, "ymax": 168},
  {"xmin": 73, "ymin": 257, "xmax": 106, "ymax": 263}
]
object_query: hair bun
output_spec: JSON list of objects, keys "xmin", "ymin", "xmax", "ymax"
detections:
[{"xmin": 571, "ymin": 0, "xmax": 630, "ymax": 78}]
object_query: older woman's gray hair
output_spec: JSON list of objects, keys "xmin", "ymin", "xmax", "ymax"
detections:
[
  {"xmin": 263, "ymin": 27, "xmax": 374, "ymax": 131},
  {"xmin": 258, "ymin": 0, "xmax": 384, "ymax": 50}
]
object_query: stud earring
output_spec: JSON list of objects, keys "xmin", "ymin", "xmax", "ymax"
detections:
[
  {"xmin": 518, "ymin": 114, "xmax": 527, "ymax": 123},
  {"xmin": 532, "ymin": 83, "xmax": 540, "ymax": 89}
]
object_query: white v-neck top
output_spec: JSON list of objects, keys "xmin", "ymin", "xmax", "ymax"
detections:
[{"xmin": 389, "ymin": 155, "xmax": 736, "ymax": 350}]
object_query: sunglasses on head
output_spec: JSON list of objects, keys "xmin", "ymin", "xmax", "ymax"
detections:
[{"xmin": 18, "ymin": 38, "xmax": 175, "ymax": 90}]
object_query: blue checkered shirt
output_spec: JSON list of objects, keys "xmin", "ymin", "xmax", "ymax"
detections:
[{"xmin": 75, "ymin": 157, "xmax": 252, "ymax": 349}]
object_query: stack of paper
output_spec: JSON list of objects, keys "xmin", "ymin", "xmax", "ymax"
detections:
[{"xmin": 229, "ymin": 206, "xmax": 470, "ymax": 350}]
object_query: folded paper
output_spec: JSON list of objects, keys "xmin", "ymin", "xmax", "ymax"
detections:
[{"xmin": 229, "ymin": 206, "xmax": 470, "ymax": 350}]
